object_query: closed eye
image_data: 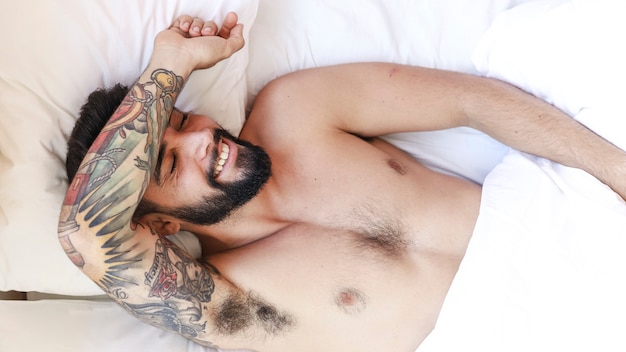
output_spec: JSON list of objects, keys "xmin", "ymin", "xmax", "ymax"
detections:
[
  {"xmin": 180, "ymin": 113, "xmax": 189, "ymax": 129},
  {"xmin": 170, "ymin": 153, "xmax": 178, "ymax": 174}
]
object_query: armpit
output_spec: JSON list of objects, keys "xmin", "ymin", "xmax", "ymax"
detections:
[{"xmin": 212, "ymin": 291, "xmax": 295, "ymax": 336}]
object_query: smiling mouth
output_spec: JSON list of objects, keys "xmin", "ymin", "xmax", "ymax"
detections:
[{"xmin": 213, "ymin": 142, "xmax": 230, "ymax": 177}]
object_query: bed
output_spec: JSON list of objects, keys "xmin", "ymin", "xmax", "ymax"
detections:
[{"xmin": 1, "ymin": 0, "xmax": 625, "ymax": 351}]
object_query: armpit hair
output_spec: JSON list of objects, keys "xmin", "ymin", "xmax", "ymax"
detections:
[
  {"xmin": 349, "ymin": 204, "xmax": 411, "ymax": 258},
  {"xmin": 212, "ymin": 291, "xmax": 294, "ymax": 336}
]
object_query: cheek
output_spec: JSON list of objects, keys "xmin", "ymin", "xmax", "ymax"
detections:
[
  {"xmin": 143, "ymin": 165, "xmax": 214, "ymax": 207},
  {"xmin": 176, "ymin": 169, "xmax": 215, "ymax": 200},
  {"xmin": 141, "ymin": 182, "xmax": 171, "ymax": 207}
]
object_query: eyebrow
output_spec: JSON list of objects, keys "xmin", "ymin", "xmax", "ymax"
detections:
[{"xmin": 154, "ymin": 142, "xmax": 167, "ymax": 186}]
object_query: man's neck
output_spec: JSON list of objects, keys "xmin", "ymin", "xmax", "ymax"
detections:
[{"xmin": 187, "ymin": 178, "xmax": 291, "ymax": 254}]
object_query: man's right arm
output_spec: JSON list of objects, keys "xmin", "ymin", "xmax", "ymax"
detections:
[{"xmin": 57, "ymin": 14, "xmax": 257, "ymax": 348}]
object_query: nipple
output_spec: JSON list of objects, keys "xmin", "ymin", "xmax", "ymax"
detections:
[
  {"xmin": 334, "ymin": 288, "xmax": 367, "ymax": 315},
  {"xmin": 387, "ymin": 159, "xmax": 407, "ymax": 175}
]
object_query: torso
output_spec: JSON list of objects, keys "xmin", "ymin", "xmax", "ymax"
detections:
[{"xmin": 200, "ymin": 92, "xmax": 482, "ymax": 351}]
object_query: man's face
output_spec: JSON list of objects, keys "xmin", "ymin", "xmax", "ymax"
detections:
[{"xmin": 141, "ymin": 110, "xmax": 271, "ymax": 226}]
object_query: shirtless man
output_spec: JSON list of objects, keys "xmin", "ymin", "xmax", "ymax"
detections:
[{"xmin": 59, "ymin": 13, "xmax": 626, "ymax": 352}]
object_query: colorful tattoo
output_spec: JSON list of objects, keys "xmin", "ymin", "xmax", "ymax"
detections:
[
  {"xmin": 145, "ymin": 237, "xmax": 216, "ymax": 303},
  {"xmin": 57, "ymin": 69, "xmax": 219, "ymax": 345},
  {"xmin": 118, "ymin": 236, "xmax": 219, "ymax": 340}
]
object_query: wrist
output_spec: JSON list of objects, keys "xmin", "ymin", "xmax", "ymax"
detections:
[
  {"xmin": 147, "ymin": 47, "xmax": 195, "ymax": 79},
  {"xmin": 583, "ymin": 146, "xmax": 626, "ymax": 201},
  {"xmin": 605, "ymin": 159, "xmax": 626, "ymax": 201}
]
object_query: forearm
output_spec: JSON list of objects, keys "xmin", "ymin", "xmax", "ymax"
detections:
[
  {"xmin": 58, "ymin": 62, "xmax": 183, "ymax": 267},
  {"xmin": 57, "ymin": 63, "xmax": 226, "ymax": 345},
  {"xmin": 57, "ymin": 61, "xmax": 191, "ymax": 291},
  {"xmin": 298, "ymin": 62, "xmax": 626, "ymax": 198},
  {"xmin": 57, "ymin": 14, "xmax": 251, "ymax": 346},
  {"xmin": 463, "ymin": 77, "xmax": 626, "ymax": 199}
]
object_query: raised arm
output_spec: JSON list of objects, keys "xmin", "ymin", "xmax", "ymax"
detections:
[
  {"xmin": 255, "ymin": 62, "xmax": 626, "ymax": 199},
  {"xmin": 57, "ymin": 14, "xmax": 253, "ymax": 348}
]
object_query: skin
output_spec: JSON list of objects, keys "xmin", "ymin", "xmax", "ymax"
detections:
[{"xmin": 59, "ymin": 13, "xmax": 626, "ymax": 352}]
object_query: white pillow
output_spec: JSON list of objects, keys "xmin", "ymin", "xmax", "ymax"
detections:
[
  {"xmin": 0, "ymin": 299, "xmax": 254, "ymax": 352},
  {"xmin": 472, "ymin": 0, "xmax": 626, "ymax": 150},
  {"xmin": 248, "ymin": 0, "xmax": 533, "ymax": 96},
  {"xmin": 247, "ymin": 0, "xmax": 532, "ymax": 184},
  {"xmin": 0, "ymin": 0, "xmax": 259, "ymax": 295}
]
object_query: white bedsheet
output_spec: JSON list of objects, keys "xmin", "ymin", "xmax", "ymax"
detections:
[
  {"xmin": 418, "ymin": 1, "xmax": 626, "ymax": 347},
  {"xmin": 0, "ymin": 299, "xmax": 253, "ymax": 352},
  {"xmin": 418, "ymin": 150, "xmax": 626, "ymax": 352},
  {"xmin": 3, "ymin": 0, "xmax": 624, "ymax": 350}
]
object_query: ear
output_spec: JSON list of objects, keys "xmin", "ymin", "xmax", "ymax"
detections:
[{"xmin": 139, "ymin": 214, "xmax": 181, "ymax": 236}]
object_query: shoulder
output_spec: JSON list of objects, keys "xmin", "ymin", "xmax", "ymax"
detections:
[
  {"xmin": 242, "ymin": 70, "xmax": 337, "ymax": 148},
  {"xmin": 250, "ymin": 69, "xmax": 325, "ymax": 119}
]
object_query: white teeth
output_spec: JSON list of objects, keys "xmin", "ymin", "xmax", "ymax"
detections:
[{"xmin": 214, "ymin": 143, "xmax": 230, "ymax": 177}]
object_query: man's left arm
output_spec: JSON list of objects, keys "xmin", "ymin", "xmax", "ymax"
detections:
[{"xmin": 259, "ymin": 62, "xmax": 626, "ymax": 199}]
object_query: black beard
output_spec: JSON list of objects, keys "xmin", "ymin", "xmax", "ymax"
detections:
[{"xmin": 167, "ymin": 129, "xmax": 272, "ymax": 225}]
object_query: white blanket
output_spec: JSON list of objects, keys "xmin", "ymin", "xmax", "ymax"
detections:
[
  {"xmin": 2, "ymin": 0, "xmax": 624, "ymax": 351},
  {"xmin": 419, "ymin": 150, "xmax": 626, "ymax": 352},
  {"xmin": 418, "ymin": 1, "xmax": 626, "ymax": 348},
  {"xmin": 0, "ymin": 299, "xmax": 254, "ymax": 352}
]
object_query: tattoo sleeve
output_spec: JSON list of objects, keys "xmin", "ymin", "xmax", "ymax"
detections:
[{"xmin": 57, "ymin": 68, "xmax": 222, "ymax": 346}]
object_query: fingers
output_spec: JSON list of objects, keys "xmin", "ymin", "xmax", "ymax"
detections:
[
  {"xmin": 171, "ymin": 13, "xmax": 239, "ymax": 38},
  {"xmin": 226, "ymin": 23, "xmax": 245, "ymax": 52},
  {"xmin": 190, "ymin": 17, "xmax": 216, "ymax": 37},
  {"xmin": 172, "ymin": 15, "xmax": 192, "ymax": 31},
  {"xmin": 201, "ymin": 21, "xmax": 218, "ymax": 36},
  {"xmin": 172, "ymin": 16, "xmax": 216, "ymax": 37},
  {"xmin": 218, "ymin": 12, "xmax": 239, "ymax": 38}
]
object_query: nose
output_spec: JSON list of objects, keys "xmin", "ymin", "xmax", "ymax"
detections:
[{"xmin": 163, "ymin": 126, "xmax": 213, "ymax": 161}]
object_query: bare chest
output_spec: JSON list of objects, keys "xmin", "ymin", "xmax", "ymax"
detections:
[
  {"xmin": 202, "ymin": 137, "xmax": 481, "ymax": 350},
  {"xmin": 268, "ymin": 137, "xmax": 481, "ymax": 255},
  {"xmin": 211, "ymin": 224, "xmax": 458, "ymax": 351}
]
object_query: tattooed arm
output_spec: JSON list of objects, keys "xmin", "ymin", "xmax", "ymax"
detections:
[{"xmin": 57, "ymin": 14, "xmax": 250, "ymax": 348}]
